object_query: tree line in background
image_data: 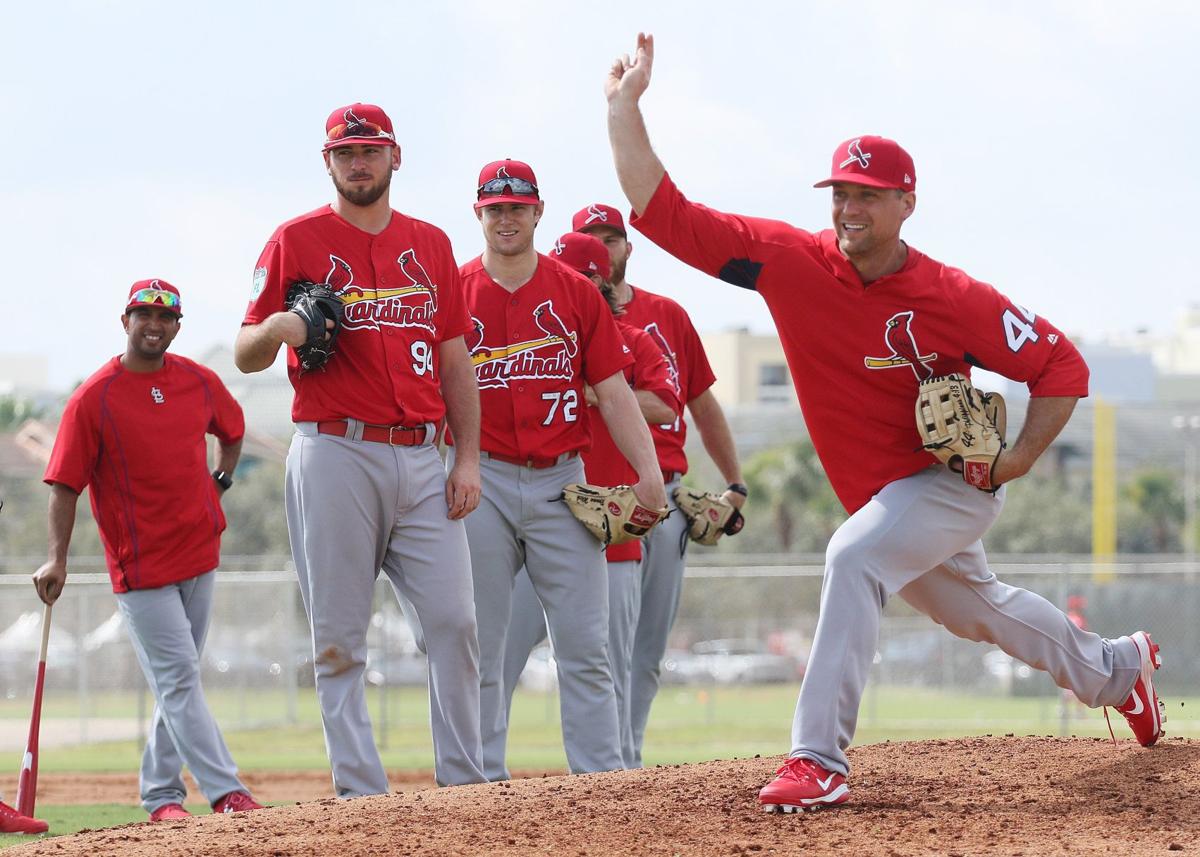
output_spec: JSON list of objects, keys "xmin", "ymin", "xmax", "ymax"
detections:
[{"xmin": 734, "ymin": 440, "xmax": 1195, "ymax": 555}]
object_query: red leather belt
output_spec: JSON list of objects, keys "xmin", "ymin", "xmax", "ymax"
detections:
[
  {"xmin": 317, "ymin": 420, "xmax": 427, "ymax": 446},
  {"xmin": 483, "ymin": 450, "xmax": 579, "ymax": 469}
]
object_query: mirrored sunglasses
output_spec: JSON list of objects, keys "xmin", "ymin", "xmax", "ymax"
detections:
[
  {"xmin": 129, "ymin": 288, "xmax": 181, "ymax": 308},
  {"xmin": 477, "ymin": 176, "xmax": 539, "ymax": 198}
]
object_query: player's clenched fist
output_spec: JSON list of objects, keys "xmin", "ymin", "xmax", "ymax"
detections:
[{"xmin": 606, "ymin": 32, "xmax": 654, "ymax": 103}]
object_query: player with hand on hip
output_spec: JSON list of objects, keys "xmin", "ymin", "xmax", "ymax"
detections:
[
  {"xmin": 460, "ymin": 160, "xmax": 666, "ymax": 779},
  {"xmin": 500, "ymin": 231, "xmax": 680, "ymax": 768},
  {"xmin": 235, "ymin": 103, "xmax": 486, "ymax": 796},
  {"xmin": 33, "ymin": 281, "xmax": 262, "ymax": 821},
  {"xmin": 572, "ymin": 201, "xmax": 746, "ymax": 767},
  {"xmin": 606, "ymin": 33, "xmax": 1163, "ymax": 812}
]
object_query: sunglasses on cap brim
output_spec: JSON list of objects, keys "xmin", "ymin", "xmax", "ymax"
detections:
[
  {"xmin": 327, "ymin": 120, "xmax": 396, "ymax": 143},
  {"xmin": 477, "ymin": 176, "xmax": 539, "ymax": 198},
  {"xmin": 128, "ymin": 288, "xmax": 181, "ymax": 308}
]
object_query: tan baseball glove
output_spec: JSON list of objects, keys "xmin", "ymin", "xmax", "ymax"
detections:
[
  {"xmin": 561, "ymin": 483, "xmax": 669, "ymax": 546},
  {"xmin": 915, "ymin": 373, "xmax": 1007, "ymax": 491},
  {"xmin": 673, "ymin": 487, "xmax": 745, "ymax": 546}
]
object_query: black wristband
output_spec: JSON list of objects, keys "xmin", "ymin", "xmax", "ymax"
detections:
[
  {"xmin": 212, "ymin": 470, "xmax": 233, "ymax": 491},
  {"xmin": 727, "ymin": 482, "xmax": 748, "ymax": 497}
]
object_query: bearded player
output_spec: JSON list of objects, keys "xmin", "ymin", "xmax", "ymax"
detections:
[
  {"xmin": 501, "ymin": 231, "xmax": 680, "ymax": 768},
  {"xmin": 572, "ymin": 201, "xmax": 747, "ymax": 767},
  {"xmin": 606, "ymin": 34, "xmax": 1163, "ymax": 811},
  {"xmin": 235, "ymin": 103, "xmax": 486, "ymax": 795},
  {"xmin": 460, "ymin": 160, "xmax": 666, "ymax": 779}
]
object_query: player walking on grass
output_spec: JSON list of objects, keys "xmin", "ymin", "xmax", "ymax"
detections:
[
  {"xmin": 572, "ymin": 202, "xmax": 747, "ymax": 767},
  {"xmin": 33, "ymin": 281, "xmax": 263, "ymax": 822},
  {"xmin": 500, "ymin": 231, "xmax": 680, "ymax": 768},
  {"xmin": 605, "ymin": 33, "xmax": 1164, "ymax": 812},
  {"xmin": 235, "ymin": 104, "xmax": 486, "ymax": 796},
  {"xmin": 460, "ymin": 160, "xmax": 666, "ymax": 779}
]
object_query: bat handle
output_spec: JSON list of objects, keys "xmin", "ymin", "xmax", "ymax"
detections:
[{"xmin": 38, "ymin": 602, "xmax": 52, "ymax": 663}]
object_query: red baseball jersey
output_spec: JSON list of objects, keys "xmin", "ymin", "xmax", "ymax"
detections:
[
  {"xmin": 632, "ymin": 173, "xmax": 1090, "ymax": 514},
  {"xmin": 617, "ymin": 287, "xmax": 717, "ymax": 476},
  {"xmin": 460, "ymin": 255, "xmax": 632, "ymax": 459},
  {"xmin": 244, "ymin": 206, "xmax": 473, "ymax": 426},
  {"xmin": 584, "ymin": 321, "xmax": 682, "ymax": 562},
  {"xmin": 44, "ymin": 355, "xmax": 245, "ymax": 593}
]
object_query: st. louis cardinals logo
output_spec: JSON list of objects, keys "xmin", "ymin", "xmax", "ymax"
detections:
[
  {"xmin": 469, "ymin": 300, "xmax": 578, "ymax": 389},
  {"xmin": 332, "ymin": 249, "xmax": 439, "ymax": 334},
  {"xmin": 581, "ymin": 204, "xmax": 609, "ymax": 226},
  {"xmin": 863, "ymin": 311, "xmax": 938, "ymax": 380},
  {"xmin": 840, "ymin": 139, "xmax": 872, "ymax": 170},
  {"xmin": 495, "ymin": 165, "xmax": 510, "ymax": 180},
  {"xmin": 644, "ymin": 322, "xmax": 681, "ymax": 394}
]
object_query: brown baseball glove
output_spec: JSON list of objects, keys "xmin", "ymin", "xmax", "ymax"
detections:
[
  {"xmin": 915, "ymin": 373, "xmax": 1007, "ymax": 491},
  {"xmin": 561, "ymin": 483, "xmax": 669, "ymax": 546},
  {"xmin": 673, "ymin": 487, "xmax": 745, "ymax": 546}
]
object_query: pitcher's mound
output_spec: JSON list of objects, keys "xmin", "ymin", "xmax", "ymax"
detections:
[{"xmin": 9, "ymin": 736, "xmax": 1198, "ymax": 856}]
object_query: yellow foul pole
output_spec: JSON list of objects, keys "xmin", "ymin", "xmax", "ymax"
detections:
[{"xmin": 1092, "ymin": 398, "xmax": 1116, "ymax": 581}]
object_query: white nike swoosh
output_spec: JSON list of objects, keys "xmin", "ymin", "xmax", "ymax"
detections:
[
  {"xmin": 1127, "ymin": 689, "xmax": 1144, "ymax": 716},
  {"xmin": 816, "ymin": 773, "xmax": 836, "ymax": 790}
]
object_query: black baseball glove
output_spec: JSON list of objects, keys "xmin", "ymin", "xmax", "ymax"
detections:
[{"xmin": 285, "ymin": 281, "xmax": 345, "ymax": 373}]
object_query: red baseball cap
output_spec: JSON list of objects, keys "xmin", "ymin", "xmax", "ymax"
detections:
[
  {"xmin": 572, "ymin": 203, "xmax": 626, "ymax": 236},
  {"xmin": 323, "ymin": 103, "xmax": 397, "ymax": 151},
  {"xmin": 125, "ymin": 279, "xmax": 182, "ymax": 316},
  {"xmin": 475, "ymin": 159, "xmax": 540, "ymax": 209},
  {"xmin": 550, "ymin": 232, "xmax": 612, "ymax": 281},
  {"xmin": 813, "ymin": 135, "xmax": 916, "ymax": 191}
]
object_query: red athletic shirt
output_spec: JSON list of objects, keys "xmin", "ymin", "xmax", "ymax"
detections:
[
  {"xmin": 244, "ymin": 206, "xmax": 473, "ymax": 426},
  {"xmin": 44, "ymin": 354, "xmax": 245, "ymax": 593},
  {"xmin": 584, "ymin": 321, "xmax": 682, "ymax": 563},
  {"xmin": 631, "ymin": 174, "xmax": 1090, "ymax": 514},
  {"xmin": 460, "ymin": 255, "xmax": 632, "ymax": 459},
  {"xmin": 617, "ymin": 287, "xmax": 717, "ymax": 476}
]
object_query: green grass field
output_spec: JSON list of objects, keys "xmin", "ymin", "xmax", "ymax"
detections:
[{"xmin": 3, "ymin": 683, "xmax": 1195, "ymax": 848}]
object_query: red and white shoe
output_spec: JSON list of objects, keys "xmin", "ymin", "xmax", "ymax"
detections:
[
  {"xmin": 149, "ymin": 803, "xmax": 192, "ymax": 822},
  {"xmin": 0, "ymin": 799, "xmax": 48, "ymax": 834},
  {"xmin": 759, "ymin": 757, "xmax": 849, "ymax": 812},
  {"xmin": 1114, "ymin": 631, "xmax": 1165, "ymax": 747},
  {"xmin": 212, "ymin": 791, "xmax": 264, "ymax": 814}
]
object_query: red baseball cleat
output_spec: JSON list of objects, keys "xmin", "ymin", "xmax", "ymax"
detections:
[
  {"xmin": 212, "ymin": 791, "xmax": 264, "ymax": 814},
  {"xmin": 759, "ymin": 756, "xmax": 850, "ymax": 812},
  {"xmin": 148, "ymin": 803, "xmax": 192, "ymax": 822},
  {"xmin": 1114, "ymin": 631, "xmax": 1165, "ymax": 747},
  {"xmin": 0, "ymin": 799, "xmax": 48, "ymax": 834}
]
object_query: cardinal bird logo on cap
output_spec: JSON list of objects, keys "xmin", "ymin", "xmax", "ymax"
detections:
[
  {"xmin": 863, "ymin": 311, "xmax": 938, "ymax": 379},
  {"xmin": 839, "ymin": 138, "xmax": 872, "ymax": 170},
  {"xmin": 343, "ymin": 108, "xmax": 368, "ymax": 135}
]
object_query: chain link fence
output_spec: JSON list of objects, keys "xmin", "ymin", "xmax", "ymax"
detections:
[{"xmin": 1, "ymin": 554, "xmax": 1195, "ymax": 751}]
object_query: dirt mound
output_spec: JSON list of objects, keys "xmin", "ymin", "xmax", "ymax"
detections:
[{"xmin": 8, "ymin": 737, "xmax": 1198, "ymax": 856}]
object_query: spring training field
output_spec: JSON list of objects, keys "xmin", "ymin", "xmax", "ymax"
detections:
[{"xmin": 2, "ymin": 683, "xmax": 1196, "ymax": 850}]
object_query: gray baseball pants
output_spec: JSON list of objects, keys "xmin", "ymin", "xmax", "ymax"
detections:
[
  {"xmin": 115, "ymin": 571, "xmax": 245, "ymax": 813},
  {"xmin": 792, "ymin": 465, "xmax": 1145, "ymax": 776},
  {"xmin": 628, "ymin": 475, "xmax": 689, "ymax": 766},
  {"xmin": 463, "ymin": 452, "xmax": 623, "ymax": 780},
  {"xmin": 502, "ymin": 559, "xmax": 643, "ymax": 768},
  {"xmin": 286, "ymin": 422, "xmax": 485, "ymax": 796}
]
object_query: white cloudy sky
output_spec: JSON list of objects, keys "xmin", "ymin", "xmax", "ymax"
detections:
[{"xmin": 2, "ymin": 0, "xmax": 1196, "ymax": 388}]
